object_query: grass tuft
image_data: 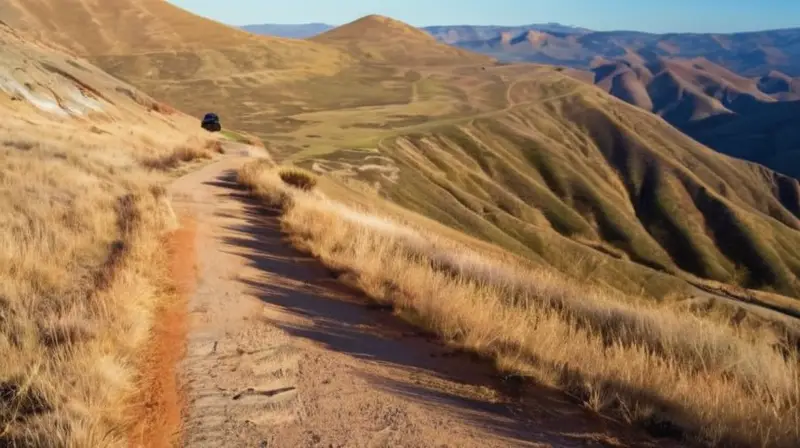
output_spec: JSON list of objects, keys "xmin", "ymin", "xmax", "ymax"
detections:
[
  {"xmin": 278, "ymin": 167, "xmax": 318, "ymax": 191},
  {"xmin": 142, "ymin": 138, "xmax": 221, "ymax": 170}
]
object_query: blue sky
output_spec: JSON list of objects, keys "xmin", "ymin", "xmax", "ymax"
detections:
[{"xmin": 168, "ymin": 0, "xmax": 799, "ymax": 33}]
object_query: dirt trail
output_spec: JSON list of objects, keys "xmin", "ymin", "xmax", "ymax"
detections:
[{"xmin": 168, "ymin": 150, "xmax": 681, "ymax": 447}]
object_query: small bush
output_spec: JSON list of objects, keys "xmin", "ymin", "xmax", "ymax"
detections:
[
  {"xmin": 142, "ymin": 139, "xmax": 219, "ymax": 170},
  {"xmin": 278, "ymin": 167, "xmax": 317, "ymax": 191}
]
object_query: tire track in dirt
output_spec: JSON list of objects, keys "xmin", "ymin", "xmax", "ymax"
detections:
[{"xmin": 166, "ymin": 150, "xmax": 687, "ymax": 447}]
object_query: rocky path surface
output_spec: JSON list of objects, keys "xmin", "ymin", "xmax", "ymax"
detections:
[{"xmin": 168, "ymin": 150, "xmax": 680, "ymax": 448}]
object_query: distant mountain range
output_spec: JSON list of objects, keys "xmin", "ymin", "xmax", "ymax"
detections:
[
  {"xmin": 243, "ymin": 22, "xmax": 800, "ymax": 76},
  {"xmin": 436, "ymin": 27, "xmax": 800, "ymax": 77}
]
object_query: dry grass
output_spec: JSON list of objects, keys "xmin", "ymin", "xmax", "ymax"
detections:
[
  {"xmin": 0, "ymin": 19, "xmax": 218, "ymax": 447},
  {"xmin": 238, "ymin": 160, "xmax": 800, "ymax": 448},
  {"xmin": 0, "ymin": 114, "xmax": 209, "ymax": 446},
  {"xmin": 142, "ymin": 138, "xmax": 223, "ymax": 170},
  {"xmin": 278, "ymin": 167, "xmax": 318, "ymax": 191}
]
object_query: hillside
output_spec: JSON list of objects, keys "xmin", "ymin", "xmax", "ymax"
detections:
[
  {"xmin": 4, "ymin": 3, "xmax": 798, "ymax": 300},
  {"xmin": 286, "ymin": 67, "xmax": 800, "ymax": 299},
  {"xmin": 758, "ymin": 70, "xmax": 800, "ymax": 100},
  {"xmin": 581, "ymin": 56, "xmax": 800, "ymax": 177},
  {"xmin": 687, "ymin": 101, "xmax": 800, "ymax": 178},
  {"xmin": 0, "ymin": 20, "xmax": 224, "ymax": 447},
  {"xmin": 590, "ymin": 57, "xmax": 772, "ymax": 124}
]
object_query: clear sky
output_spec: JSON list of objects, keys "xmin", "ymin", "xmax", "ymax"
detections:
[{"xmin": 168, "ymin": 0, "xmax": 799, "ymax": 33}]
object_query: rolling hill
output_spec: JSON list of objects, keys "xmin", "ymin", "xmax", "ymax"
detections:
[
  {"xmin": 310, "ymin": 15, "xmax": 493, "ymax": 65},
  {"xmin": 290, "ymin": 65, "xmax": 800, "ymax": 299},
  {"xmin": 424, "ymin": 24, "xmax": 800, "ymax": 180},
  {"xmin": 4, "ymin": 2, "xmax": 799, "ymax": 301}
]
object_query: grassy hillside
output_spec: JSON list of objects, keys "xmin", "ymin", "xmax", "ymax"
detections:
[
  {"xmin": 293, "ymin": 72, "xmax": 800, "ymax": 299},
  {"xmin": 0, "ymin": 22, "xmax": 218, "ymax": 447}
]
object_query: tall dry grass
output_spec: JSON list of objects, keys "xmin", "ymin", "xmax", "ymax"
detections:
[
  {"xmin": 238, "ymin": 160, "xmax": 800, "ymax": 448},
  {"xmin": 0, "ymin": 115, "xmax": 214, "ymax": 446},
  {"xmin": 142, "ymin": 138, "xmax": 224, "ymax": 170}
]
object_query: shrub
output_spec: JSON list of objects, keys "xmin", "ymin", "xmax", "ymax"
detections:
[
  {"xmin": 142, "ymin": 138, "xmax": 219, "ymax": 170},
  {"xmin": 278, "ymin": 167, "xmax": 318, "ymax": 191}
]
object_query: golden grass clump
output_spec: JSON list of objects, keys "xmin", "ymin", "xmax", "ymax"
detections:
[
  {"xmin": 142, "ymin": 137, "xmax": 222, "ymax": 170},
  {"xmin": 278, "ymin": 167, "xmax": 318, "ymax": 191},
  {"xmin": 238, "ymin": 160, "xmax": 800, "ymax": 448}
]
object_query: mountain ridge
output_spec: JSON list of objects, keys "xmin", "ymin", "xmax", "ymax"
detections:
[{"xmin": 429, "ymin": 26, "xmax": 800, "ymax": 76}]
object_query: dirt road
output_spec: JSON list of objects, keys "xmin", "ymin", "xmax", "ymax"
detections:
[{"xmin": 167, "ymin": 150, "xmax": 678, "ymax": 447}]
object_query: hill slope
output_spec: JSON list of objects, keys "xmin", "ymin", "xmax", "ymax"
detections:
[
  {"xmin": 582, "ymin": 56, "xmax": 800, "ymax": 177},
  {"xmin": 686, "ymin": 100, "xmax": 800, "ymax": 178},
  {"xmin": 280, "ymin": 64, "xmax": 800, "ymax": 299}
]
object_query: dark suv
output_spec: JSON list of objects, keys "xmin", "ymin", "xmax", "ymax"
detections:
[{"xmin": 201, "ymin": 113, "xmax": 221, "ymax": 132}]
